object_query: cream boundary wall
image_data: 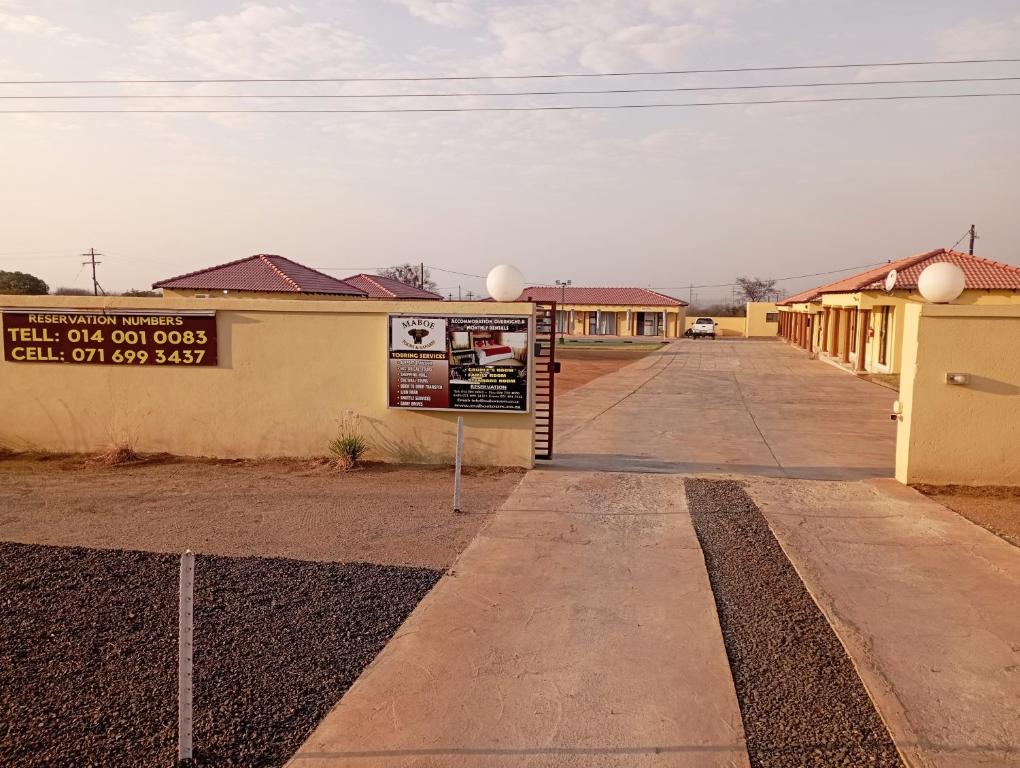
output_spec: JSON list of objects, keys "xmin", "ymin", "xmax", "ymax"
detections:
[
  {"xmin": 744, "ymin": 302, "xmax": 779, "ymax": 337},
  {"xmin": 896, "ymin": 303, "xmax": 1020, "ymax": 486},
  {"xmin": 683, "ymin": 316, "xmax": 746, "ymax": 337},
  {"xmin": 0, "ymin": 296, "xmax": 536, "ymax": 468}
]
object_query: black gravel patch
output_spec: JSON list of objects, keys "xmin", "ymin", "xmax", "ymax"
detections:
[
  {"xmin": 684, "ymin": 479, "xmax": 903, "ymax": 768},
  {"xmin": 0, "ymin": 542, "xmax": 441, "ymax": 767}
]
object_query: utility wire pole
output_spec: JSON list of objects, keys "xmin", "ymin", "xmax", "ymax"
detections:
[
  {"xmin": 555, "ymin": 279, "xmax": 571, "ymax": 342},
  {"xmin": 968, "ymin": 224, "xmax": 978, "ymax": 255},
  {"xmin": 81, "ymin": 247, "xmax": 104, "ymax": 296}
]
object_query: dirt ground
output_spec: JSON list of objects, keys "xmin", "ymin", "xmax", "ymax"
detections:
[
  {"xmin": 554, "ymin": 345, "xmax": 659, "ymax": 395},
  {"xmin": 0, "ymin": 455, "xmax": 524, "ymax": 569},
  {"xmin": 915, "ymin": 484, "xmax": 1020, "ymax": 548}
]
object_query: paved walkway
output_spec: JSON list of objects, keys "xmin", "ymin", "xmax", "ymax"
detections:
[
  {"xmin": 289, "ymin": 470, "xmax": 749, "ymax": 767},
  {"xmin": 747, "ymin": 477, "xmax": 1020, "ymax": 767},
  {"xmin": 291, "ymin": 340, "xmax": 1019, "ymax": 767}
]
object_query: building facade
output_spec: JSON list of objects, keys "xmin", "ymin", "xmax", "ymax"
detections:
[
  {"xmin": 777, "ymin": 249, "xmax": 1020, "ymax": 374},
  {"xmin": 513, "ymin": 286, "xmax": 688, "ymax": 338}
]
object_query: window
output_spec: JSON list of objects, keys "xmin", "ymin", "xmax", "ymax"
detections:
[
  {"xmin": 766, "ymin": 312, "xmax": 778, "ymax": 322},
  {"xmin": 696, "ymin": 318, "xmax": 714, "ymax": 324},
  {"xmin": 556, "ymin": 310, "xmax": 568, "ymax": 333}
]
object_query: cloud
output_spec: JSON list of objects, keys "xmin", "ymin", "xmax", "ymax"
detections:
[
  {"xmin": 482, "ymin": 1, "xmax": 733, "ymax": 72},
  {"xmin": 0, "ymin": 9, "xmax": 94, "ymax": 45},
  {"xmin": 936, "ymin": 14, "xmax": 1020, "ymax": 58},
  {"xmin": 392, "ymin": 0, "xmax": 478, "ymax": 28},
  {"xmin": 131, "ymin": 4, "xmax": 374, "ymax": 77}
]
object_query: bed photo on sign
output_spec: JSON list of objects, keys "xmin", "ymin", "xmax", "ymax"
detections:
[
  {"xmin": 448, "ymin": 329, "xmax": 528, "ymax": 383},
  {"xmin": 472, "ymin": 330, "xmax": 527, "ymax": 365}
]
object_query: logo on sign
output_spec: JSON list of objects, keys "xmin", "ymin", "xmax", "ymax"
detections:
[{"xmin": 391, "ymin": 317, "xmax": 448, "ymax": 351}]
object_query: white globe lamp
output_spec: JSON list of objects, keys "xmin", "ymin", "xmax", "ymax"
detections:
[
  {"xmin": 917, "ymin": 262, "xmax": 966, "ymax": 303},
  {"xmin": 486, "ymin": 264, "xmax": 526, "ymax": 302}
]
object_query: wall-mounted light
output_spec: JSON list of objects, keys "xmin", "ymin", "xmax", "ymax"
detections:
[
  {"xmin": 917, "ymin": 262, "xmax": 966, "ymax": 303},
  {"xmin": 945, "ymin": 372, "xmax": 970, "ymax": 385},
  {"xmin": 487, "ymin": 264, "xmax": 526, "ymax": 302}
]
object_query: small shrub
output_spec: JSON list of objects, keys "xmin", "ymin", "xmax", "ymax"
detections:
[{"xmin": 328, "ymin": 412, "xmax": 369, "ymax": 471}]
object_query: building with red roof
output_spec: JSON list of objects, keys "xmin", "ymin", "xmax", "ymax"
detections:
[
  {"xmin": 153, "ymin": 255, "xmax": 442, "ymax": 301},
  {"xmin": 342, "ymin": 273, "xmax": 443, "ymax": 300},
  {"xmin": 776, "ymin": 248, "xmax": 1020, "ymax": 374},
  {"xmin": 512, "ymin": 285, "xmax": 687, "ymax": 338}
]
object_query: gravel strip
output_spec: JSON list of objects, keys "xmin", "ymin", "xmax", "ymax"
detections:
[
  {"xmin": 0, "ymin": 542, "xmax": 441, "ymax": 767},
  {"xmin": 684, "ymin": 479, "xmax": 903, "ymax": 768}
]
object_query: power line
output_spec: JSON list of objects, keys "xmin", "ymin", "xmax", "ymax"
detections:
[
  {"xmin": 3, "ymin": 91, "xmax": 1019, "ymax": 114},
  {"xmin": 3, "ymin": 75, "xmax": 1019, "ymax": 100},
  {"xmin": 2, "ymin": 57, "xmax": 1018, "ymax": 85},
  {"xmin": 427, "ymin": 265, "xmax": 487, "ymax": 279},
  {"xmin": 652, "ymin": 262, "xmax": 889, "ymax": 290}
]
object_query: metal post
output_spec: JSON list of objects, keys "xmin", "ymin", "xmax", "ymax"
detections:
[
  {"xmin": 453, "ymin": 416, "xmax": 464, "ymax": 513},
  {"xmin": 178, "ymin": 551, "xmax": 195, "ymax": 763}
]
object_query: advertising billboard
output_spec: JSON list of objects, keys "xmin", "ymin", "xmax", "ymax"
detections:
[{"xmin": 388, "ymin": 314, "xmax": 530, "ymax": 412}]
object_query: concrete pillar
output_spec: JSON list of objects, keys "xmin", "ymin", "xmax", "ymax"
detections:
[
  {"xmin": 821, "ymin": 308, "xmax": 830, "ymax": 353},
  {"xmin": 831, "ymin": 310, "xmax": 840, "ymax": 357},
  {"xmin": 855, "ymin": 310, "xmax": 869, "ymax": 373},
  {"xmin": 840, "ymin": 308, "xmax": 852, "ymax": 364}
]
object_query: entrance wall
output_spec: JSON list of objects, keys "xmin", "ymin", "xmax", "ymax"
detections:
[
  {"xmin": 0, "ymin": 296, "xmax": 536, "ymax": 468},
  {"xmin": 896, "ymin": 303, "xmax": 1020, "ymax": 486}
]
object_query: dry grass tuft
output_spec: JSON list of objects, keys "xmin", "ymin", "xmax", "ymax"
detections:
[{"xmin": 87, "ymin": 445, "xmax": 142, "ymax": 466}]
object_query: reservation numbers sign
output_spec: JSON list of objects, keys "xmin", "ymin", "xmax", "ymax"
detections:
[
  {"xmin": 388, "ymin": 314, "xmax": 530, "ymax": 412},
  {"xmin": 1, "ymin": 310, "xmax": 217, "ymax": 366}
]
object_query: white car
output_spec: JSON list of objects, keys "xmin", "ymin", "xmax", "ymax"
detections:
[{"xmin": 690, "ymin": 317, "xmax": 716, "ymax": 339}]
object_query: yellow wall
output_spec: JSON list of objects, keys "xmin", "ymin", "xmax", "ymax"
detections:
[
  {"xmin": 896, "ymin": 303, "xmax": 1020, "ymax": 486},
  {"xmin": 0, "ymin": 296, "xmax": 536, "ymax": 468},
  {"xmin": 162, "ymin": 288, "xmax": 362, "ymax": 301},
  {"xmin": 743, "ymin": 302, "xmax": 779, "ymax": 337},
  {"xmin": 683, "ymin": 316, "xmax": 747, "ymax": 337},
  {"xmin": 556, "ymin": 304, "xmax": 687, "ymax": 338}
]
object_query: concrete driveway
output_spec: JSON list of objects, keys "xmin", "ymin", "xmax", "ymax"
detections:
[
  {"xmin": 287, "ymin": 339, "xmax": 1020, "ymax": 768},
  {"xmin": 553, "ymin": 339, "xmax": 896, "ymax": 479}
]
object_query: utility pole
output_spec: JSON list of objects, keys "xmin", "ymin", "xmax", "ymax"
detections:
[
  {"xmin": 420, "ymin": 262, "xmax": 425, "ymax": 289},
  {"xmin": 458, "ymin": 285, "xmax": 462, "ymax": 301},
  {"xmin": 81, "ymin": 247, "xmax": 104, "ymax": 296},
  {"xmin": 465, "ymin": 290, "xmax": 474, "ymax": 301},
  {"xmin": 968, "ymin": 224, "xmax": 978, "ymax": 255},
  {"xmin": 555, "ymin": 279, "xmax": 571, "ymax": 342},
  {"xmin": 689, "ymin": 283, "xmax": 693, "ymax": 305}
]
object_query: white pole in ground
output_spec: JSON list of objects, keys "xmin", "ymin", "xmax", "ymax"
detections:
[
  {"xmin": 453, "ymin": 416, "xmax": 464, "ymax": 513},
  {"xmin": 178, "ymin": 550, "xmax": 195, "ymax": 762}
]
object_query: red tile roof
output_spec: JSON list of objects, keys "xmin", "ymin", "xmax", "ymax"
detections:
[
  {"xmin": 778, "ymin": 286, "xmax": 824, "ymax": 305},
  {"xmin": 513, "ymin": 286, "xmax": 687, "ymax": 307},
  {"xmin": 342, "ymin": 273, "xmax": 443, "ymax": 300},
  {"xmin": 153, "ymin": 254, "xmax": 367, "ymax": 296},
  {"xmin": 778, "ymin": 249, "xmax": 1020, "ymax": 305}
]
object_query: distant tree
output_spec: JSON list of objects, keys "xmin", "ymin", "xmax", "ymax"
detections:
[
  {"xmin": 735, "ymin": 276, "xmax": 778, "ymax": 303},
  {"xmin": 0, "ymin": 270, "xmax": 49, "ymax": 295},
  {"xmin": 121, "ymin": 289, "xmax": 161, "ymax": 297},
  {"xmin": 53, "ymin": 287, "xmax": 92, "ymax": 296},
  {"xmin": 378, "ymin": 263, "xmax": 437, "ymax": 292}
]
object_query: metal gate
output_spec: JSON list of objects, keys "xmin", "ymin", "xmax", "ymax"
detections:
[{"xmin": 533, "ymin": 301, "xmax": 557, "ymax": 460}]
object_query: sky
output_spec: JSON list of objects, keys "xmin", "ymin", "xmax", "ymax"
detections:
[{"xmin": 1, "ymin": 0, "xmax": 1018, "ymax": 302}]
